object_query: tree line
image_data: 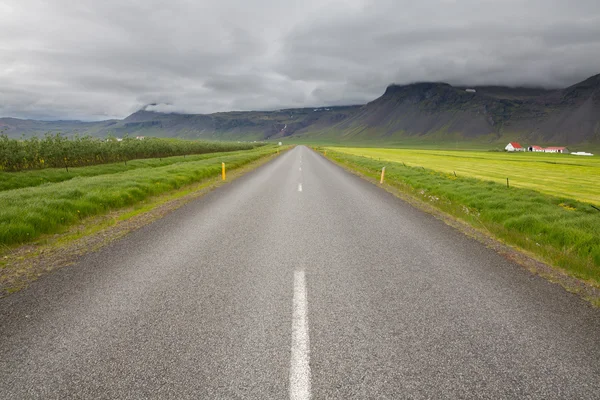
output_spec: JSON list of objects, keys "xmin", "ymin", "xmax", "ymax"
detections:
[{"xmin": 0, "ymin": 134, "xmax": 263, "ymax": 172}]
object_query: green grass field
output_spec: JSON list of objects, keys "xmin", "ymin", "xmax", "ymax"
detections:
[
  {"xmin": 0, "ymin": 134, "xmax": 263, "ymax": 172},
  {"xmin": 281, "ymin": 133, "xmax": 600, "ymax": 154},
  {"xmin": 322, "ymin": 148, "xmax": 600, "ymax": 287},
  {"xmin": 328, "ymin": 147, "xmax": 600, "ymax": 205},
  {"xmin": 0, "ymin": 146, "xmax": 280, "ymax": 246},
  {"xmin": 0, "ymin": 150, "xmax": 259, "ymax": 192}
]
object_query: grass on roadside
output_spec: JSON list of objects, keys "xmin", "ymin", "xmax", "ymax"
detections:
[
  {"xmin": 322, "ymin": 149, "xmax": 600, "ymax": 286},
  {"xmin": 0, "ymin": 150, "xmax": 260, "ymax": 192},
  {"xmin": 0, "ymin": 146, "xmax": 279, "ymax": 247}
]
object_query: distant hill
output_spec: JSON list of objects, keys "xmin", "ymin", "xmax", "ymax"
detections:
[
  {"xmin": 0, "ymin": 106, "xmax": 361, "ymax": 141},
  {"xmin": 301, "ymin": 74, "xmax": 600, "ymax": 146},
  {"xmin": 2, "ymin": 74, "xmax": 599, "ymax": 146},
  {"xmin": 0, "ymin": 118, "xmax": 118, "ymax": 138}
]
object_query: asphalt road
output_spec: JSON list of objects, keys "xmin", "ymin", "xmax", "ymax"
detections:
[{"xmin": 1, "ymin": 146, "xmax": 599, "ymax": 399}]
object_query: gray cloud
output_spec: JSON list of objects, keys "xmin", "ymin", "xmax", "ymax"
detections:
[{"xmin": 0, "ymin": 0, "xmax": 599, "ymax": 120}]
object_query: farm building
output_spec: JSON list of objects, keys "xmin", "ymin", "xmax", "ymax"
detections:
[
  {"xmin": 505, "ymin": 142, "xmax": 524, "ymax": 152},
  {"xmin": 528, "ymin": 145, "xmax": 544, "ymax": 152},
  {"xmin": 544, "ymin": 147, "xmax": 569, "ymax": 154}
]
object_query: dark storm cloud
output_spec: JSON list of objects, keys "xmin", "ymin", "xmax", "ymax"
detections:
[{"xmin": 0, "ymin": 0, "xmax": 599, "ymax": 120}]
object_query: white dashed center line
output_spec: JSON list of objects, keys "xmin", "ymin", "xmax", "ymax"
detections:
[
  {"xmin": 298, "ymin": 183, "xmax": 303, "ymax": 192},
  {"xmin": 290, "ymin": 270, "xmax": 310, "ymax": 400}
]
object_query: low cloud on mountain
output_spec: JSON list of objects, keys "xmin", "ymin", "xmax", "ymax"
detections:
[{"xmin": 0, "ymin": 0, "xmax": 599, "ymax": 120}]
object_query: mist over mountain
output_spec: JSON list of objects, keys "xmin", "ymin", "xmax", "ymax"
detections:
[{"xmin": 2, "ymin": 74, "xmax": 599, "ymax": 146}]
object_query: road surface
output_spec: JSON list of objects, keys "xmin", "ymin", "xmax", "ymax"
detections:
[{"xmin": 1, "ymin": 146, "xmax": 599, "ymax": 399}]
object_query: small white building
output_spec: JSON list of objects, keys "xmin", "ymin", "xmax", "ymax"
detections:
[
  {"xmin": 527, "ymin": 145, "xmax": 544, "ymax": 152},
  {"xmin": 465, "ymin": 89, "xmax": 476, "ymax": 93},
  {"xmin": 505, "ymin": 142, "xmax": 524, "ymax": 152},
  {"xmin": 544, "ymin": 147, "xmax": 569, "ymax": 154}
]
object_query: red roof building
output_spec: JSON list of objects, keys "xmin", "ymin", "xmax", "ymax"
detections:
[
  {"xmin": 505, "ymin": 142, "xmax": 524, "ymax": 151},
  {"xmin": 544, "ymin": 147, "xmax": 570, "ymax": 154}
]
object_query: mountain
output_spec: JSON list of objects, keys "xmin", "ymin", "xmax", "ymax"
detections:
[
  {"xmin": 0, "ymin": 118, "xmax": 118, "ymax": 138},
  {"xmin": 113, "ymin": 105, "xmax": 360, "ymax": 141},
  {"xmin": 1, "ymin": 74, "xmax": 599, "ymax": 146},
  {"xmin": 0, "ymin": 106, "xmax": 360, "ymax": 141},
  {"xmin": 300, "ymin": 74, "xmax": 600, "ymax": 145}
]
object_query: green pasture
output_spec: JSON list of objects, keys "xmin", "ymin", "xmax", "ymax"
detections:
[{"xmin": 328, "ymin": 147, "xmax": 600, "ymax": 205}]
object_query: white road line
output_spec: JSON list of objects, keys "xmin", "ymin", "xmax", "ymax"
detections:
[
  {"xmin": 299, "ymin": 167, "xmax": 302, "ymax": 172},
  {"xmin": 290, "ymin": 270, "xmax": 311, "ymax": 400},
  {"xmin": 298, "ymin": 183, "xmax": 303, "ymax": 192}
]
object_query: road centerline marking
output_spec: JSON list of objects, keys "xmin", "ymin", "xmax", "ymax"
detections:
[
  {"xmin": 298, "ymin": 183, "xmax": 303, "ymax": 192},
  {"xmin": 290, "ymin": 270, "xmax": 311, "ymax": 400}
]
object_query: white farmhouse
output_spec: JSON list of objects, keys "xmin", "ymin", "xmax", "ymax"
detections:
[{"xmin": 505, "ymin": 142, "xmax": 524, "ymax": 152}]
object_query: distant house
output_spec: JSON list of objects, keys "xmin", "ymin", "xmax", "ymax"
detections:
[
  {"xmin": 528, "ymin": 145, "xmax": 544, "ymax": 152},
  {"xmin": 136, "ymin": 136, "xmax": 145, "ymax": 140},
  {"xmin": 465, "ymin": 89, "xmax": 476, "ymax": 93},
  {"xmin": 505, "ymin": 142, "xmax": 524, "ymax": 152},
  {"xmin": 544, "ymin": 147, "xmax": 569, "ymax": 154}
]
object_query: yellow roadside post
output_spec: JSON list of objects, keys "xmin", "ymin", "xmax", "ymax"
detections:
[
  {"xmin": 222, "ymin": 162, "xmax": 226, "ymax": 180},
  {"xmin": 380, "ymin": 167, "xmax": 386, "ymax": 184},
  {"xmin": 324, "ymin": 150, "xmax": 327, "ymax": 156}
]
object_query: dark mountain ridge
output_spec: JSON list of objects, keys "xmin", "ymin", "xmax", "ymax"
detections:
[
  {"xmin": 320, "ymin": 73, "xmax": 600, "ymax": 145},
  {"xmin": 1, "ymin": 74, "xmax": 599, "ymax": 145}
]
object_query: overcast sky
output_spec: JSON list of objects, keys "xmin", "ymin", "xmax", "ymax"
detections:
[{"xmin": 1, "ymin": 0, "xmax": 599, "ymax": 120}]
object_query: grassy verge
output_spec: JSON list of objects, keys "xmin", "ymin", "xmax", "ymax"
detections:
[
  {"xmin": 320, "ymin": 148, "xmax": 600, "ymax": 289},
  {"xmin": 0, "ymin": 149, "xmax": 286, "ymax": 296},
  {"xmin": 0, "ymin": 146, "xmax": 280, "ymax": 247},
  {"xmin": 0, "ymin": 149, "xmax": 260, "ymax": 191}
]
